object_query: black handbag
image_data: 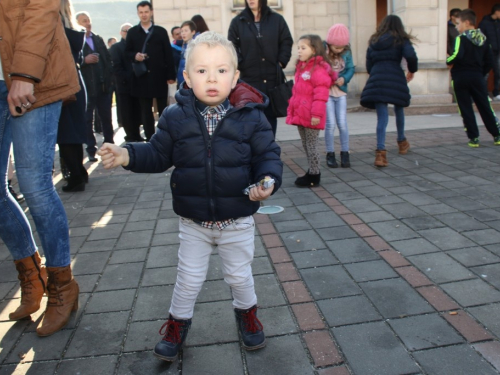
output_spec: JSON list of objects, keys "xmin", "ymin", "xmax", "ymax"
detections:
[
  {"xmin": 269, "ymin": 65, "xmax": 293, "ymax": 118},
  {"xmin": 132, "ymin": 26, "xmax": 154, "ymax": 77}
]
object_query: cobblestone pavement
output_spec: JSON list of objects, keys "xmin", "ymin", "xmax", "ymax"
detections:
[{"xmin": 1, "ymin": 126, "xmax": 500, "ymax": 375}]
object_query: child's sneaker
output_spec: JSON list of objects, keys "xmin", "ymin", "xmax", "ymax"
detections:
[
  {"xmin": 468, "ymin": 138, "xmax": 479, "ymax": 148},
  {"xmin": 494, "ymin": 136, "xmax": 500, "ymax": 145},
  {"xmin": 153, "ymin": 315, "xmax": 191, "ymax": 362},
  {"xmin": 234, "ymin": 305, "xmax": 266, "ymax": 350}
]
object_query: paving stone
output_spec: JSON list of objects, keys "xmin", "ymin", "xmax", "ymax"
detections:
[
  {"xmin": 124, "ymin": 220, "xmax": 156, "ymax": 232},
  {"xmin": 301, "ymin": 266, "xmax": 361, "ymax": 300},
  {"xmin": 116, "ymin": 230, "xmax": 153, "ymax": 249},
  {"xmin": 109, "ymin": 248, "xmax": 148, "ymax": 264},
  {"xmin": 291, "ymin": 250, "xmax": 339, "ymax": 269},
  {"xmin": 292, "ymin": 303, "xmax": 326, "ymax": 331},
  {"xmin": 69, "ymin": 212, "xmax": 102, "ymax": 228},
  {"xmin": 390, "ymin": 238, "xmax": 441, "ymax": 256},
  {"xmin": 327, "ymin": 238, "xmax": 380, "ymax": 263},
  {"xmin": 369, "ymin": 220, "xmax": 418, "ymax": 242},
  {"xmin": 361, "ymin": 278, "xmax": 434, "ymax": 319},
  {"xmin": 0, "ymin": 262, "xmax": 20, "ymax": 282},
  {"xmin": 86, "ymin": 289, "xmax": 137, "ymax": 314},
  {"xmin": 146, "ymin": 245, "xmax": 179, "ymax": 268},
  {"xmin": 381, "ymin": 202, "xmax": 427, "ymax": 219},
  {"xmin": 344, "ymin": 260, "xmax": 398, "ymax": 282},
  {"xmin": 117, "ymin": 351, "xmax": 179, "ymax": 375},
  {"xmin": 333, "ymin": 322, "xmax": 420, "ymax": 375},
  {"xmin": 287, "ymin": 192, "xmax": 323, "ymax": 206},
  {"xmin": 303, "ymin": 211, "xmax": 345, "ymax": 228},
  {"xmin": 65, "ymin": 311, "xmax": 129, "ymax": 357},
  {"xmin": 79, "ymin": 238, "xmax": 117, "ymax": 253},
  {"xmin": 133, "ymin": 286, "xmax": 173, "ymax": 321},
  {"xmin": 246, "ymin": 334, "xmax": 314, "ymax": 375},
  {"xmin": 141, "ymin": 266, "xmax": 177, "ymax": 287},
  {"xmin": 401, "ymin": 216, "xmax": 446, "ymax": 231},
  {"xmin": 303, "ymin": 330, "xmax": 342, "ymax": 367},
  {"xmin": 124, "ymin": 320, "xmax": 161, "ymax": 351},
  {"xmin": 399, "ymin": 192, "xmax": 441, "ymax": 206},
  {"xmin": 0, "ymin": 321, "xmax": 29, "ymax": 362},
  {"xmin": 356, "ymin": 210, "xmax": 395, "ymax": 223},
  {"xmin": 418, "ymin": 227, "xmax": 476, "ymax": 250},
  {"xmin": 341, "ymin": 198, "xmax": 380, "ymax": 213},
  {"xmin": 188, "ymin": 300, "xmax": 239, "ymax": 345},
  {"xmin": 254, "ymin": 274, "xmax": 286, "ymax": 307},
  {"xmin": 440, "ymin": 196, "xmax": 486, "ymax": 211},
  {"xmin": 88, "ymin": 223, "xmax": 125, "ymax": 241},
  {"xmin": 258, "ymin": 306, "xmax": 298, "ymax": 336},
  {"xmin": 71, "ymin": 251, "xmax": 110, "ymax": 275},
  {"xmin": 468, "ymin": 209, "xmax": 500, "ymax": 222},
  {"xmin": 182, "ymin": 343, "xmax": 244, "ymax": 374},
  {"xmin": 296, "ymin": 202, "xmax": 331, "ymax": 214},
  {"xmin": 317, "ymin": 226, "xmax": 357, "ymax": 241},
  {"xmin": 447, "ymin": 247, "xmax": 500, "ymax": 267},
  {"xmin": 419, "ymin": 203, "xmax": 458, "ymax": 215},
  {"xmin": 206, "ymin": 254, "xmax": 224, "ymax": 281},
  {"xmin": 274, "ymin": 220, "xmax": 312, "ymax": 233},
  {"xmin": 434, "ymin": 212, "xmax": 489, "ymax": 232},
  {"xmin": 280, "ymin": 230, "xmax": 327, "ymax": 253},
  {"xmin": 318, "ymin": 295, "xmax": 382, "ymax": 327},
  {"xmin": 408, "ymin": 252, "xmax": 475, "ymax": 284},
  {"xmin": 486, "ymin": 244, "xmax": 500, "ymax": 257},
  {"xmin": 441, "ymin": 279, "xmax": 500, "ymax": 307},
  {"xmin": 282, "ymin": 281, "xmax": 313, "ymax": 304},
  {"xmin": 0, "ymin": 282, "xmax": 15, "ymax": 301},
  {"xmin": 270, "ymin": 207, "xmax": 304, "ymax": 222},
  {"xmin": 473, "ymin": 341, "xmax": 500, "ymax": 372},
  {"xmin": 413, "ymin": 345, "xmax": 498, "ymax": 375},
  {"xmin": 387, "ymin": 314, "xmax": 464, "ymax": 351},
  {"xmin": 57, "ymin": 356, "xmax": 118, "ymax": 375},
  {"xmin": 473, "ymin": 260, "xmax": 500, "ymax": 290},
  {"xmin": 0, "ymin": 362, "xmax": 57, "ymax": 375},
  {"xmin": 97, "ymin": 262, "xmax": 144, "ymax": 291},
  {"xmin": 463, "ymin": 229, "xmax": 500, "ymax": 245},
  {"xmin": 468, "ymin": 302, "xmax": 500, "ymax": 338},
  {"xmin": 197, "ymin": 280, "xmax": 232, "ymax": 303}
]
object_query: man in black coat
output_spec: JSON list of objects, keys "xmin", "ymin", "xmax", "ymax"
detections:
[
  {"xmin": 228, "ymin": 1, "xmax": 293, "ymax": 136},
  {"xmin": 125, "ymin": 1, "xmax": 176, "ymax": 141},
  {"xmin": 110, "ymin": 23, "xmax": 143, "ymax": 142},
  {"xmin": 447, "ymin": 8, "xmax": 461, "ymax": 56},
  {"xmin": 76, "ymin": 11, "xmax": 114, "ymax": 161},
  {"xmin": 479, "ymin": 4, "xmax": 500, "ymax": 100}
]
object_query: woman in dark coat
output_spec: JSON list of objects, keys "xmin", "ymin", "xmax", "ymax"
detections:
[
  {"xmin": 58, "ymin": 1, "xmax": 88, "ymax": 192},
  {"xmin": 360, "ymin": 15, "xmax": 418, "ymax": 168},
  {"xmin": 228, "ymin": 0, "xmax": 293, "ymax": 136}
]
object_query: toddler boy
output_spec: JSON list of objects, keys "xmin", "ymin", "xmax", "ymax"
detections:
[
  {"xmin": 447, "ymin": 8, "xmax": 500, "ymax": 147},
  {"xmin": 98, "ymin": 32, "xmax": 282, "ymax": 361}
]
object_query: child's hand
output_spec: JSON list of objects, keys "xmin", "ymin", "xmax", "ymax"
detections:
[
  {"xmin": 98, "ymin": 143, "xmax": 130, "ymax": 169},
  {"xmin": 406, "ymin": 72, "xmax": 414, "ymax": 83},
  {"xmin": 336, "ymin": 77, "xmax": 345, "ymax": 86},
  {"xmin": 249, "ymin": 176, "xmax": 274, "ymax": 201},
  {"xmin": 311, "ymin": 117, "xmax": 320, "ymax": 126}
]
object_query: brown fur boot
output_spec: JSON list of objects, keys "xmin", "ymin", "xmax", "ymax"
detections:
[
  {"xmin": 9, "ymin": 252, "xmax": 47, "ymax": 320},
  {"xmin": 374, "ymin": 150, "xmax": 388, "ymax": 167},
  {"xmin": 36, "ymin": 265, "xmax": 79, "ymax": 337},
  {"xmin": 397, "ymin": 139, "xmax": 410, "ymax": 154}
]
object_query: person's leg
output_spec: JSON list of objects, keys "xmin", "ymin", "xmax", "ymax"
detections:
[
  {"xmin": 297, "ymin": 126, "xmax": 309, "ymax": 160},
  {"xmin": 375, "ymin": 102, "xmax": 389, "ymax": 150},
  {"xmin": 85, "ymin": 96, "xmax": 98, "ymax": 157},
  {"xmin": 470, "ymin": 77, "xmax": 500, "ymax": 138},
  {"xmin": 335, "ymin": 96, "xmax": 349, "ymax": 152},
  {"xmin": 453, "ymin": 78, "xmax": 479, "ymax": 140},
  {"xmin": 324, "ymin": 96, "xmax": 336, "ymax": 153},
  {"xmin": 95, "ymin": 92, "xmax": 114, "ymax": 144},
  {"xmin": 156, "ymin": 97, "xmax": 167, "ymax": 118},
  {"xmin": 394, "ymin": 105, "xmax": 406, "ymax": 142},
  {"xmin": 138, "ymin": 97, "xmax": 155, "ymax": 141},
  {"xmin": 12, "ymin": 101, "xmax": 71, "ymax": 268},
  {"xmin": 59, "ymin": 144, "xmax": 85, "ymax": 192},
  {"xmin": 493, "ymin": 50, "xmax": 500, "ymax": 98},
  {"xmin": 169, "ymin": 219, "xmax": 215, "ymax": 319},
  {"xmin": 305, "ymin": 128, "xmax": 321, "ymax": 175},
  {"xmin": 263, "ymin": 105, "xmax": 278, "ymax": 137}
]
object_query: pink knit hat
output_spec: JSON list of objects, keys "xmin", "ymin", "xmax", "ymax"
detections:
[{"xmin": 326, "ymin": 24, "xmax": 350, "ymax": 46}]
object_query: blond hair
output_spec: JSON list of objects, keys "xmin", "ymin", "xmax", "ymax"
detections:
[
  {"xmin": 184, "ymin": 31, "xmax": 238, "ymax": 72},
  {"xmin": 60, "ymin": 0, "xmax": 77, "ymax": 30}
]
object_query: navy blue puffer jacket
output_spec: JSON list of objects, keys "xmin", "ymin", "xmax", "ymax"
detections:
[
  {"xmin": 360, "ymin": 34, "xmax": 418, "ymax": 109},
  {"xmin": 123, "ymin": 82, "xmax": 283, "ymax": 222}
]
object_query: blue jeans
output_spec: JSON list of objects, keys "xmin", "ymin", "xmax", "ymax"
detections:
[
  {"xmin": 0, "ymin": 81, "xmax": 70, "ymax": 267},
  {"xmin": 325, "ymin": 95, "xmax": 349, "ymax": 152},
  {"xmin": 375, "ymin": 103, "xmax": 406, "ymax": 150}
]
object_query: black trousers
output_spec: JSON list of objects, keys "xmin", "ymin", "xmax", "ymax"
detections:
[
  {"xmin": 59, "ymin": 144, "xmax": 87, "ymax": 182},
  {"xmin": 453, "ymin": 72, "xmax": 500, "ymax": 140},
  {"xmin": 138, "ymin": 97, "xmax": 167, "ymax": 141},
  {"xmin": 117, "ymin": 93, "xmax": 142, "ymax": 142},
  {"xmin": 263, "ymin": 104, "xmax": 277, "ymax": 138},
  {"xmin": 86, "ymin": 92, "xmax": 114, "ymax": 154}
]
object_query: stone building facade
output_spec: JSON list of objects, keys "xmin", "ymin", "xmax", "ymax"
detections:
[{"xmin": 153, "ymin": 0, "xmax": 481, "ymax": 106}]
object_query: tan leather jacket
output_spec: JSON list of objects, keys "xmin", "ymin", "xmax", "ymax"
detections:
[{"xmin": 0, "ymin": 0, "xmax": 80, "ymax": 109}]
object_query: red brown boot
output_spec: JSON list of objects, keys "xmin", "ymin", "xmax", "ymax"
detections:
[
  {"xmin": 9, "ymin": 252, "xmax": 47, "ymax": 320},
  {"xmin": 397, "ymin": 139, "xmax": 410, "ymax": 154},
  {"xmin": 36, "ymin": 265, "xmax": 79, "ymax": 337},
  {"xmin": 374, "ymin": 150, "xmax": 388, "ymax": 167}
]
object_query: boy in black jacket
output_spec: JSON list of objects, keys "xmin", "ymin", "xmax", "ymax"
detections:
[
  {"xmin": 99, "ymin": 32, "xmax": 282, "ymax": 361},
  {"xmin": 447, "ymin": 9, "xmax": 500, "ymax": 147}
]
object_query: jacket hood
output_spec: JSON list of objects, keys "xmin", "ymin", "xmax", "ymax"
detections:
[
  {"xmin": 482, "ymin": 14, "xmax": 495, "ymax": 23},
  {"xmin": 175, "ymin": 80, "xmax": 268, "ymax": 109},
  {"xmin": 464, "ymin": 29, "xmax": 487, "ymax": 46},
  {"xmin": 371, "ymin": 34, "xmax": 397, "ymax": 50}
]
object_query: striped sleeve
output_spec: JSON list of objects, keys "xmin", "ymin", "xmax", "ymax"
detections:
[{"xmin": 447, "ymin": 36, "xmax": 462, "ymax": 65}]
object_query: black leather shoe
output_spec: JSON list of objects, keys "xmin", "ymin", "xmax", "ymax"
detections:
[
  {"xmin": 326, "ymin": 152, "xmax": 338, "ymax": 168},
  {"xmin": 62, "ymin": 177, "xmax": 85, "ymax": 193}
]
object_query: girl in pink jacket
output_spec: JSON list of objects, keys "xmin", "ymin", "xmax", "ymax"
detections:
[{"xmin": 286, "ymin": 34, "xmax": 337, "ymax": 187}]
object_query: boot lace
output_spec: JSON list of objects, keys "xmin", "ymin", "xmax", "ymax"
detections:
[
  {"xmin": 159, "ymin": 320, "xmax": 184, "ymax": 343},
  {"xmin": 242, "ymin": 308, "xmax": 263, "ymax": 334},
  {"xmin": 46, "ymin": 274, "xmax": 63, "ymax": 307}
]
